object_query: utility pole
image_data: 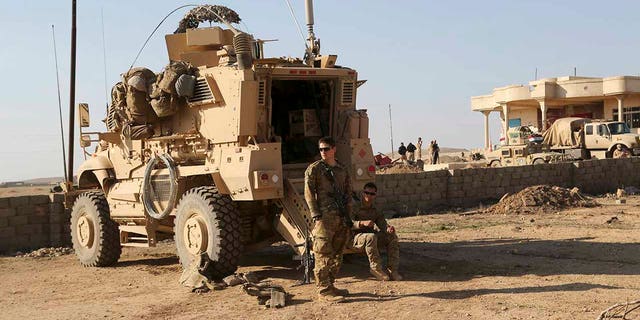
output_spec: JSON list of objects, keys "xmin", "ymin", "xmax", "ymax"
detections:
[
  {"xmin": 67, "ymin": 0, "xmax": 77, "ymax": 186},
  {"xmin": 389, "ymin": 104, "xmax": 394, "ymax": 158}
]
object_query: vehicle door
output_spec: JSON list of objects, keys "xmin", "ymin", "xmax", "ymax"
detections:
[{"xmin": 594, "ymin": 124, "xmax": 610, "ymax": 149}]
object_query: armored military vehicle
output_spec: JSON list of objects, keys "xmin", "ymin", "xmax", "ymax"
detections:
[
  {"xmin": 486, "ymin": 126, "xmax": 565, "ymax": 167},
  {"xmin": 66, "ymin": 3, "xmax": 375, "ymax": 279}
]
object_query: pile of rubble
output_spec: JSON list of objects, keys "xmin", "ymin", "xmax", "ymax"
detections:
[
  {"xmin": 485, "ymin": 185, "xmax": 597, "ymax": 215},
  {"xmin": 16, "ymin": 247, "xmax": 74, "ymax": 258},
  {"xmin": 377, "ymin": 163, "xmax": 423, "ymax": 174}
]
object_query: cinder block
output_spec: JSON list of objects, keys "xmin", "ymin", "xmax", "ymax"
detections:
[
  {"xmin": 16, "ymin": 224, "xmax": 43, "ymax": 235},
  {"xmin": 49, "ymin": 202, "xmax": 64, "ymax": 214},
  {"xmin": 8, "ymin": 216, "xmax": 28, "ymax": 226},
  {"xmin": 0, "ymin": 208, "xmax": 16, "ymax": 218},
  {"xmin": 16, "ymin": 206, "xmax": 34, "ymax": 216},
  {"xmin": 28, "ymin": 216, "xmax": 49, "ymax": 225},
  {"xmin": 0, "ymin": 226, "xmax": 16, "ymax": 238},
  {"xmin": 8, "ymin": 196, "xmax": 29, "ymax": 208},
  {"xmin": 30, "ymin": 195, "xmax": 50, "ymax": 205},
  {"xmin": 34, "ymin": 204, "xmax": 50, "ymax": 216},
  {"xmin": 0, "ymin": 218, "xmax": 7, "ymax": 228},
  {"xmin": 29, "ymin": 234, "xmax": 48, "ymax": 245},
  {"xmin": 0, "ymin": 198, "xmax": 9, "ymax": 209}
]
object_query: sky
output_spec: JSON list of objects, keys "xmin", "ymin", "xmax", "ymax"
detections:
[{"xmin": 3, "ymin": 0, "xmax": 640, "ymax": 181}]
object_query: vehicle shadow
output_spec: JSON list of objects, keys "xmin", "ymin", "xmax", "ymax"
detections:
[
  {"xmin": 240, "ymin": 236, "xmax": 640, "ymax": 283},
  {"xmin": 342, "ymin": 282, "xmax": 619, "ymax": 303},
  {"xmin": 117, "ymin": 256, "xmax": 179, "ymax": 267}
]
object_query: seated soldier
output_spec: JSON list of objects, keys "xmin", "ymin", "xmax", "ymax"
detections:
[
  {"xmin": 613, "ymin": 144, "xmax": 631, "ymax": 159},
  {"xmin": 349, "ymin": 182, "xmax": 402, "ymax": 281}
]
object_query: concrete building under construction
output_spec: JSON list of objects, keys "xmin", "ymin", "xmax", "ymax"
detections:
[{"xmin": 471, "ymin": 76, "xmax": 640, "ymax": 148}]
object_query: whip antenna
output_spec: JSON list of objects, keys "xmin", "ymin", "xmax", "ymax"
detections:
[{"xmin": 52, "ymin": 25, "xmax": 68, "ymax": 183}]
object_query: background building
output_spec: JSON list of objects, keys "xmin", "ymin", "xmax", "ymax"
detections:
[{"xmin": 471, "ymin": 76, "xmax": 640, "ymax": 148}]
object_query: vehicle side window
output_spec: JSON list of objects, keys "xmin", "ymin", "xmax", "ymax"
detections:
[
  {"xmin": 585, "ymin": 125, "xmax": 593, "ymax": 135},
  {"xmin": 598, "ymin": 124, "xmax": 608, "ymax": 135}
]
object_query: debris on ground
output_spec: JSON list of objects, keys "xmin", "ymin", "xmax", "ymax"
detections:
[
  {"xmin": 597, "ymin": 299, "xmax": 640, "ymax": 320},
  {"xmin": 16, "ymin": 247, "xmax": 73, "ymax": 258},
  {"xmin": 605, "ymin": 216, "xmax": 619, "ymax": 224},
  {"xmin": 179, "ymin": 252, "xmax": 290, "ymax": 307},
  {"xmin": 484, "ymin": 185, "xmax": 597, "ymax": 215},
  {"xmin": 377, "ymin": 163, "xmax": 423, "ymax": 174}
]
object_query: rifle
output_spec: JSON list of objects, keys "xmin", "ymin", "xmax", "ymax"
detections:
[
  {"xmin": 300, "ymin": 223, "xmax": 314, "ymax": 285},
  {"xmin": 321, "ymin": 162, "xmax": 353, "ymax": 228}
]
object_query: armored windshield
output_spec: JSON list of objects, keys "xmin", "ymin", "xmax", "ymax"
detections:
[{"xmin": 607, "ymin": 122, "xmax": 631, "ymax": 135}]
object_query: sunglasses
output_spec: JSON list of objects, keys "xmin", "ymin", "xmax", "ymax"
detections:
[
  {"xmin": 319, "ymin": 147, "xmax": 332, "ymax": 152},
  {"xmin": 363, "ymin": 191, "xmax": 377, "ymax": 196}
]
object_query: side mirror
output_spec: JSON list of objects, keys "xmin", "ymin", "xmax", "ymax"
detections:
[
  {"xmin": 78, "ymin": 103, "xmax": 90, "ymax": 128},
  {"xmin": 80, "ymin": 134, "xmax": 91, "ymax": 148}
]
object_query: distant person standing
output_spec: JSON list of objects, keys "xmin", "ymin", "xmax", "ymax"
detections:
[
  {"xmin": 427, "ymin": 141, "xmax": 434, "ymax": 164},
  {"xmin": 416, "ymin": 137, "xmax": 423, "ymax": 160},
  {"xmin": 431, "ymin": 140, "xmax": 440, "ymax": 164},
  {"xmin": 398, "ymin": 142, "xmax": 407, "ymax": 162},
  {"xmin": 406, "ymin": 142, "xmax": 416, "ymax": 162}
]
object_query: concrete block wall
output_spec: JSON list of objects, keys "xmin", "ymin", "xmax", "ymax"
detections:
[
  {"xmin": 376, "ymin": 157, "xmax": 640, "ymax": 214},
  {"xmin": 0, "ymin": 193, "xmax": 70, "ymax": 253}
]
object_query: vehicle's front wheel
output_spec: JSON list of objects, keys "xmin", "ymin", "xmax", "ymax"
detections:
[
  {"xmin": 70, "ymin": 191, "xmax": 122, "ymax": 267},
  {"xmin": 489, "ymin": 160, "xmax": 501, "ymax": 167},
  {"xmin": 174, "ymin": 186, "xmax": 242, "ymax": 279},
  {"xmin": 532, "ymin": 158, "xmax": 546, "ymax": 165}
]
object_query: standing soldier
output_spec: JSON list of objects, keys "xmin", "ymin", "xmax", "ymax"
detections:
[
  {"xmin": 350, "ymin": 182, "xmax": 402, "ymax": 281},
  {"xmin": 398, "ymin": 142, "xmax": 407, "ymax": 162},
  {"xmin": 406, "ymin": 142, "xmax": 417, "ymax": 162},
  {"xmin": 304, "ymin": 136, "xmax": 352, "ymax": 303},
  {"xmin": 416, "ymin": 137, "xmax": 423, "ymax": 160}
]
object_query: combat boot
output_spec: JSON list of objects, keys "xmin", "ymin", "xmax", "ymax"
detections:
[
  {"xmin": 317, "ymin": 287, "xmax": 345, "ymax": 303},
  {"xmin": 370, "ymin": 267, "xmax": 390, "ymax": 281},
  {"xmin": 329, "ymin": 285, "xmax": 349, "ymax": 296},
  {"xmin": 317, "ymin": 292, "xmax": 345, "ymax": 303},
  {"xmin": 387, "ymin": 268, "xmax": 403, "ymax": 281}
]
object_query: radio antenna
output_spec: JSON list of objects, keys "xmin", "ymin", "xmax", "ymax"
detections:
[
  {"xmin": 101, "ymin": 8, "xmax": 109, "ymax": 111},
  {"xmin": 52, "ymin": 25, "xmax": 68, "ymax": 183}
]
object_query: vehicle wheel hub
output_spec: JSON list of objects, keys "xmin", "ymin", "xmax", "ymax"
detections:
[
  {"xmin": 184, "ymin": 215, "xmax": 208, "ymax": 255},
  {"xmin": 77, "ymin": 215, "xmax": 94, "ymax": 248}
]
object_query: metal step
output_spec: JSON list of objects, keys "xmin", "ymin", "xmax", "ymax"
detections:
[
  {"xmin": 274, "ymin": 178, "xmax": 313, "ymax": 256},
  {"xmin": 119, "ymin": 225, "xmax": 157, "ymax": 248}
]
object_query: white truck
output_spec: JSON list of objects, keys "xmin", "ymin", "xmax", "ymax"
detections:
[{"xmin": 542, "ymin": 117, "xmax": 640, "ymax": 159}]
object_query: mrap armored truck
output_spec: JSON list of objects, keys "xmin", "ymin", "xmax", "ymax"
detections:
[{"xmin": 67, "ymin": 3, "xmax": 374, "ymax": 278}]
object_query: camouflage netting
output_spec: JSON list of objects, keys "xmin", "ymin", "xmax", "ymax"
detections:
[
  {"xmin": 484, "ymin": 185, "xmax": 598, "ymax": 215},
  {"xmin": 175, "ymin": 5, "xmax": 241, "ymax": 34}
]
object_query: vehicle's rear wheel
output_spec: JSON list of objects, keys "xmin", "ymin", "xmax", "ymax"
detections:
[
  {"xmin": 174, "ymin": 186, "xmax": 242, "ymax": 279},
  {"xmin": 532, "ymin": 158, "xmax": 545, "ymax": 165},
  {"xmin": 70, "ymin": 191, "xmax": 122, "ymax": 267}
]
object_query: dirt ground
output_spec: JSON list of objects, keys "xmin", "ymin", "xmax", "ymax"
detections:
[{"xmin": 2, "ymin": 195, "xmax": 640, "ymax": 320}]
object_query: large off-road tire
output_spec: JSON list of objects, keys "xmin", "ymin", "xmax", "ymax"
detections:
[
  {"xmin": 489, "ymin": 160, "xmax": 501, "ymax": 167},
  {"xmin": 532, "ymin": 158, "xmax": 545, "ymax": 165},
  {"xmin": 174, "ymin": 186, "xmax": 242, "ymax": 279},
  {"xmin": 70, "ymin": 191, "xmax": 122, "ymax": 267}
]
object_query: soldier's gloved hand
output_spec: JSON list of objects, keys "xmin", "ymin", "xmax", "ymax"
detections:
[{"xmin": 387, "ymin": 225, "xmax": 395, "ymax": 234}]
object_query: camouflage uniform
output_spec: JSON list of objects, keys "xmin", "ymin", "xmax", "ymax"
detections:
[
  {"xmin": 349, "ymin": 196, "xmax": 400, "ymax": 272},
  {"xmin": 304, "ymin": 159, "xmax": 352, "ymax": 294}
]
